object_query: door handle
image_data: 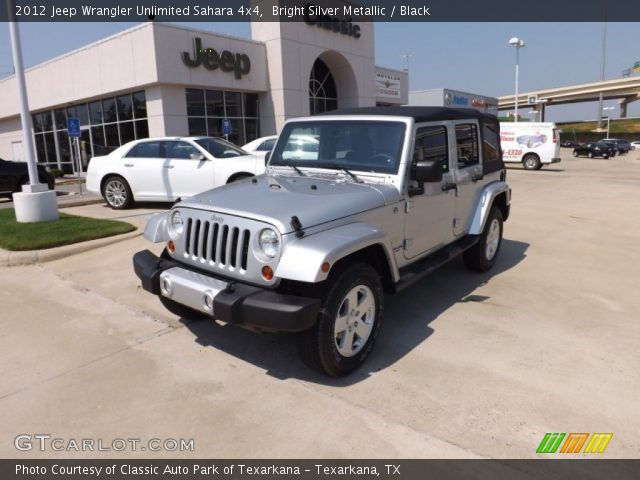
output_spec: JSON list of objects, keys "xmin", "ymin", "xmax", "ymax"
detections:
[
  {"xmin": 442, "ymin": 182, "xmax": 457, "ymax": 192},
  {"xmin": 124, "ymin": 163, "xmax": 134, "ymax": 167},
  {"xmin": 163, "ymin": 165, "xmax": 175, "ymax": 169}
]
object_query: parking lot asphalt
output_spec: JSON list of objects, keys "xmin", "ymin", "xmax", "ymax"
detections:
[{"xmin": 1, "ymin": 150, "xmax": 639, "ymax": 459}]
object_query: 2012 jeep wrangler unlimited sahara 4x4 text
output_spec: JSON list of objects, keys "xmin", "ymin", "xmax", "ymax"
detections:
[{"xmin": 134, "ymin": 107, "xmax": 511, "ymax": 376}]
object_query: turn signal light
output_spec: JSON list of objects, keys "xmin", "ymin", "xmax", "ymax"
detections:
[
  {"xmin": 321, "ymin": 262, "xmax": 331, "ymax": 273},
  {"xmin": 167, "ymin": 240, "xmax": 175, "ymax": 254},
  {"xmin": 262, "ymin": 266, "xmax": 274, "ymax": 281}
]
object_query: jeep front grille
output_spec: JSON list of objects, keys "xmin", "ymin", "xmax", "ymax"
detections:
[{"xmin": 184, "ymin": 218, "xmax": 250, "ymax": 271}]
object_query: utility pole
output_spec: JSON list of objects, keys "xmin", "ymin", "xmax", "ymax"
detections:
[
  {"xmin": 596, "ymin": 22, "xmax": 607, "ymax": 129},
  {"xmin": 7, "ymin": 0, "xmax": 59, "ymax": 222}
]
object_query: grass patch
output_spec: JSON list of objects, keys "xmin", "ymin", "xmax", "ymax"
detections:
[
  {"xmin": 0, "ymin": 209, "xmax": 136, "ymax": 251},
  {"xmin": 558, "ymin": 119, "xmax": 640, "ymax": 134}
]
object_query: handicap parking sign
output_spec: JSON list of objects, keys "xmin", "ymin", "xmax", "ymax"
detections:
[
  {"xmin": 67, "ymin": 117, "xmax": 81, "ymax": 137},
  {"xmin": 222, "ymin": 118, "xmax": 231, "ymax": 136}
]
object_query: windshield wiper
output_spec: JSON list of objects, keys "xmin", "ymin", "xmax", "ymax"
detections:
[
  {"xmin": 340, "ymin": 168, "xmax": 364, "ymax": 184},
  {"xmin": 276, "ymin": 162, "xmax": 305, "ymax": 176}
]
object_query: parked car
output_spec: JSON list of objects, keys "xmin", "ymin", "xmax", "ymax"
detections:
[
  {"xmin": 630, "ymin": 141, "xmax": 640, "ymax": 150},
  {"xmin": 0, "ymin": 158, "xmax": 55, "ymax": 198},
  {"xmin": 243, "ymin": 134, "xmax": 320, "ymax": 161},
  {"xmin": 134, "ymin": 106, "xmax": 511, "ymax": 376},
  {"xmin": 86, "ymin": 137, "xmax": 265, "ymax": 209},
  {"xmin": 573, "ymin": 142, "xmax": 616, "ymax": 159},
  {"xmin": 242, "ymin": 135, "xmax": 277, "ymax": 158},
  {"xmin": 603, "ymin": 138, "xmax": 631, "ymax": 154},
  {"xmin": 561, "ymin": 140, "xmax": 581, "ymax": 148}
]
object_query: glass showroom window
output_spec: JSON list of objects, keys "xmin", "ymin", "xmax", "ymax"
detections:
[
  {"xmin": 309, "ymin": 58, "xmax": 338, "ymax": 115},
  {"xmin": 186, "ymin": 88, "xmax": 260, "ymax": 146},
  {"xmin": 32, "ymin": 90, "xmax": 149, "ymax": 172}
]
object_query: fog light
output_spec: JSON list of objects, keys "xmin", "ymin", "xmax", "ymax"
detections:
[
  {"xmin": 262, "ymin": 266, "xmax": 274, "ymax": 281},
  {"xmin": 160, "ymin": 276, "xmax": 173, "ymax": 296},
  {"xmin": 202, "ymin": 290, "xmax": 214, "ymax": 313},
  {"xmin": 168, "ymin": 240, "xmax": 175, "ymax": 254}
]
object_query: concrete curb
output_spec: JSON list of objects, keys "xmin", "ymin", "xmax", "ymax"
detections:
[
  {"xmin": 0, "ymin": 229, "xmax": 141, "ymax": 267},
  {"xmin": 57, "ymin": 196, "xmax": 104, "ymax": 209}
]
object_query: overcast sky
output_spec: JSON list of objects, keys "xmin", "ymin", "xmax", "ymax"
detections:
[{"xmin": 0, "ymin": 21, "xmax": 638, "ymax": 121}]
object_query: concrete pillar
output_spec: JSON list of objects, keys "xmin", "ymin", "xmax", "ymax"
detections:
[{"xmin": 618, "ymin": 95, "xmax": 639, "ymax": 118}]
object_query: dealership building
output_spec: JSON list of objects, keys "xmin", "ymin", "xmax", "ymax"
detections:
[
  {"xmin": 409, "ymin": 88, "xmax": 499, "ymax": 115},
  {"xmin": 0, "ymin": 18, "xmax": 408, "ymax": 171}
]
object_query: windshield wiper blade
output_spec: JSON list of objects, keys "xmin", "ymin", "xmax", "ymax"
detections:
[
  {"xmin": 277, "ymin": 162, "xmax": 305, "ymax": 176},
  {"xmin": 340, "ymin": 168, "xmax": 363, "ymax": 183}
]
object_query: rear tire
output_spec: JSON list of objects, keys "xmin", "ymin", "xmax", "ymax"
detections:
[
  {"xmin": 102, "ymin": 175, "xmax": 133, "ymax": 209},
  {"xmin": 464, "ymin": 206, "xmax": 503, "ymax": 272},
  {"xmin": 296, "ymin": 263, "xmax": 384, "ymax": 377},
  {"xmin": 522, "ymin": 154, "xmax": 541, "ymax": 170},
  {"xmin": 573, "ymin": 150, "xmax": 579, "ymax": 157}
]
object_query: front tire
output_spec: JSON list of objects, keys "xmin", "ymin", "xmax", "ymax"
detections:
[
  {"xmin": 464, "ymin": 206, "xmax": 504, "ymax": 272},
  {"xmin": 522, "ymin": 154, "xmax": 541, "ymax": 170},
  {"xmin": 103, "ymin": 175, "xmax": 133, "ymax": 209},
  {"xmin": 296, "ymin": 263, "xmax": 384, "ymax": 377}
]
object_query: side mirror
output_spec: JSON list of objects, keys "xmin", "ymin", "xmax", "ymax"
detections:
[
  {"xmin": 412, "ymin": 160, "xmax": 443, "ymax": 183},
  {"xmin": 190, "ymin": 153, "xmax": 206, "ymax": 161},
  {"xmin": 264, "ymin": 151, "xmax": 271, "ymax": 166}
]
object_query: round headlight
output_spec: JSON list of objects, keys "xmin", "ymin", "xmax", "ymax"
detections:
[
  {"xmin": 170, "ymin": 210, "xmax": 184, "ymax": 237},
  {"xmin": 259, "ymin": 228, "xmax": 280, "ymax": 258}
]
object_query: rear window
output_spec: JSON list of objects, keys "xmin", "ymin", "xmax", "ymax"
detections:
[
  {"xmin": 127, "ymin": 141, "xmax": 162, "ymax": 158},
  {"xmin": 257, "ymin": 138, "xmax": 276, "ymax": 151}
]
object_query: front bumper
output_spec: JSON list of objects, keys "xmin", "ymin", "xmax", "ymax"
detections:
[{"xmin": 133, "ymin": 250, "xmax": 320, "ymax": 332}]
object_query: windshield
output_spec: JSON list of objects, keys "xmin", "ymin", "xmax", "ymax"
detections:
[
  {"xmin": 270, "ymin": 121, "xmax": 406, "ymax": 174},
  {"xmin": 195, "ymin": 137, "xmax": 248, "ymax": 158}
]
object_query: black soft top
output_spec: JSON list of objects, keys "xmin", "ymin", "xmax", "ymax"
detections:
[{"xmin": 321, "ymin": 106, "xmax": 498, "ymax": 123}]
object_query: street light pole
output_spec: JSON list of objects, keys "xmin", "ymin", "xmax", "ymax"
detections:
[
  {"xmin": 8, "ymin": 17, "xmax": 40, "ymax": 189},
  {"xmin": 602, "ymin": 106, "xmax": 614, "ymax": 138},
  {"xmin": 7, "ymin": 0, "xmax": 59, "ymax": 222},
  {"xmin": 597, "ymin": 22, "xmax": 607, "ymax": 129},
  {"xmin": 509, "ymin": 37, "xmax": 525, "ymax": 123},
  {"xmin": 402, "ymin": 53, "xmax": 413, "ymax": 72}
]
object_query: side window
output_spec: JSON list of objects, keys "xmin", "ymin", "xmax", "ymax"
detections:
[
  {"xmin": 125, "ymin": 145, "xmax": 138, "ymax": 158},
  {"xmin": 165, "ymin": 141, "xmax": 201, "ymax": 160},
  {"xmin": 257, "ymin": 138, "xmax": 276, "ymax": 151},
  {"xmin": 133, "ymin": 141, "xmax": 161, "ymax": 158},
  {"xmin": 481, "ymin": 120, "xmax": 500, "ymax": 162},
  {"xmin": 414, "ymin": 126, "xmax": 449, "ymax": 173},
  {"xmin": 455, "ymin": 123, "xmax": 479, "ymax": 168}
]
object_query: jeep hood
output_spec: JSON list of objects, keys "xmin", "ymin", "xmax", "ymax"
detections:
[{"xmin": 179, "ymin": 174, "xmax": 400, "ymax": 234}]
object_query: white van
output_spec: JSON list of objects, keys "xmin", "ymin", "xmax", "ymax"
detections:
[{"xmin": 499, "ymin": 122, "xmax": 561, "ymax": 170}]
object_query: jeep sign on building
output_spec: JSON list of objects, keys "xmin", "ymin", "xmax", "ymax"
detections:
[{"xmin": 0, "ymin": 13, "xmax": 408, "ymax": 171}]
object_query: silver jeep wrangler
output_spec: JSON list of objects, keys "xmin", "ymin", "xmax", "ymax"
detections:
[{"xmin": 134, "ymin": 107, "xmax": 511, "ymax": 376}]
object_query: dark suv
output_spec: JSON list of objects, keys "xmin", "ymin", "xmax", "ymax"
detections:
[
  {"xmin": 0, "ymin": 158, "xmax": 55, "ymax": 198},
  {"xmin": 573, "ymin": 142, "xmax": 616, "ymax": 159},
  {"xmin": 603, "ymin": 139, "xmax": 631, "ymax": 155}
]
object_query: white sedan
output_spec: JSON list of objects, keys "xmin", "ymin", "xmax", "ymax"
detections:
[
  {"xmin": 87, "ymin": 137, "xmax": 265, "ymax": 209},
  {"xmin": 243, "ymin": 134, "xmax": 319, "ymax": 161},
  {"xmin": 242, "ymin": 135, "xmax": 277, "ymax": 158}
]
